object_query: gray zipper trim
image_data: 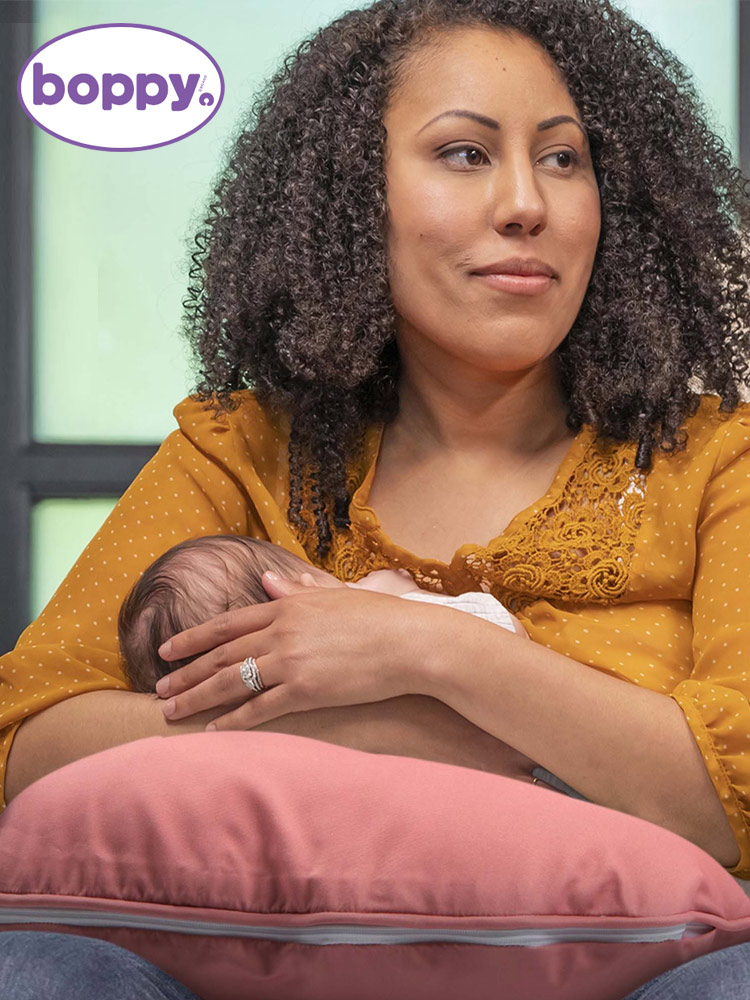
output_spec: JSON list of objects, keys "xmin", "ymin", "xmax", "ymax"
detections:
[{"xmin": 0, "ymin": 908, "xmax": 715, "ymax": 944}]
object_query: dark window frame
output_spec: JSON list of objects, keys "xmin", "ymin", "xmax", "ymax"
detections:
[
  {"xmin": 1, "ymin": 2, "xmax": 157, "ymax": 653},
  {"xmin": 2, "ymin": 2, "xmax": 750, "ymax": 653}
]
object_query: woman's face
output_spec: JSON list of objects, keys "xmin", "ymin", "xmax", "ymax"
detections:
[{"xmin": 382, "ymin": 26, "xmax": 601, "ymax": 375}]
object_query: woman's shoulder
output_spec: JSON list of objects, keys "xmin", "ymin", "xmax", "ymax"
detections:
[
  {"xmin": 169, "ymin": 389, "xmax": 291, "ymax": 477},
  {"xmin": 623, "ymin": 392, "xmax": 750, "ymax": 488},
  {"xmin": 597, "ymin": 393, "xmax": 750, "ymax": 459},
  {"xmin": 692, "ymin": 391, "xmax": 750, "ymax": 422},
  {"xmin": 173, "ymin": 389, "xmax": 289, "ymax": 444},
  {"xmin": 681, "ymin": 392, "xmax": 750, "ymax": 455}
]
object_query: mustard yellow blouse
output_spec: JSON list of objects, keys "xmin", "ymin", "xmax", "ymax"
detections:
[{"xmin": 2, "ymin": 390, "xmax": 750, "ymax": 879}]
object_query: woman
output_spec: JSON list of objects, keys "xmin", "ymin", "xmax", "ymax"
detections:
[{"xmin": 3, "ymin": 0, "xmax": 750, "ymax": 996}]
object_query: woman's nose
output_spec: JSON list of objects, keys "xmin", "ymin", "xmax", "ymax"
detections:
[{"xmin": 489, "ymin": 157, "xmax": 547, "ymax": 233}]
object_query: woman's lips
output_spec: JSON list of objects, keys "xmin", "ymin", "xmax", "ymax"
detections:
[{"xmin": 472, "ymin": 272, "xmax": 554, "ymax": 295}]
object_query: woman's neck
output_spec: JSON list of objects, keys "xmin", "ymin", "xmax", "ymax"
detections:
[{"xmin": 390, "ymin": 362, "xmax": 572, "ymax": 462}]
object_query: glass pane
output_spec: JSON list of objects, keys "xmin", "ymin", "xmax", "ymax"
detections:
[
  {"xmin": 32, "ymin": 0, "xmax": 361, "ymax": 444},
  {"xmin": 622, "ymin": 0, "xmax": 738, "ymax": 159},
  {"xmin": 30, "ymin": 499, "xmax": 118, "ymax": 622}
]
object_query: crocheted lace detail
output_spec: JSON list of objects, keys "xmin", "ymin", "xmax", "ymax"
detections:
[{"xmin": 299, "ymin": 427, "xmax": 648, "ymax": 615}]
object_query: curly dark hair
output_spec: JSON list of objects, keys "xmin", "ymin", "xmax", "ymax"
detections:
[{"xmin": 179, "ymin": 0, "xmax": 750, "ymax": 565}]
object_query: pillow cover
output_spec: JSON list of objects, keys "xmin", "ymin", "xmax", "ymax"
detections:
[{"xmin": 1, "ymin": 730, "xmax": 750, "ymax": 1000}]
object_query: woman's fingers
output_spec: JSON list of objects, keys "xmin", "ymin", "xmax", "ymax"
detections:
[
  {"xmin": 204, "ymin": 681, "xmax": 300, "ymax": 732},
  {"xmin": 156, "ymin": 624, "xmax": 274, "ymax": 698},
  {"xmin": 158, "ymin": 601, "xmax": 276, "ymax": 663},
  {"xmin": 160, "ymin": 651, "xmax": 275, "ymax": 721}
]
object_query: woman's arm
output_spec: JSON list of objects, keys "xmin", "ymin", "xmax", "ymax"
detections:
[
  {"xmin": 4, "ymin": 691, "xmax": 224, "ymax": 803},
  {"xmin": 342, "ymin": 693, "xmax": 539, "ymax": 780},
  {"xmin": 418, "ymin": 611, "xmax": 743, "ymax": 869},
  {"xmin": 5, "ymin": 685, "xmax": 532, "ymax": 806},
  {"xmin": 4, "ymin": 689, "xmax": 377, "ymax": 804}
]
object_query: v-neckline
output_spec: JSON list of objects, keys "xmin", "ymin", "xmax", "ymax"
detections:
[{"xmin": 349, "ymin": 419, "xmax": 593, "ymax": 574}]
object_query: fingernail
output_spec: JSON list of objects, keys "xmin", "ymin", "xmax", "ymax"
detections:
[
  {"xmin": 162, "ymin": 699, "xmax": 176, "ymax": 717},
  {"xmin": 158, "ymin": 640, "xmax": 172, "ymax": 658},
  {"xmin": 155, "ymin": 677, "xmax": 170, "ymax": 695},
  {"xmin": 265, "ymin": 571, "xmax": 280, "ymax": 580}
]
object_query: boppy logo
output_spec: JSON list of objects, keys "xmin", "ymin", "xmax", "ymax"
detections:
[{"xmin": 17, "ymin": 23, "xmax": 224, "ymax": 152}]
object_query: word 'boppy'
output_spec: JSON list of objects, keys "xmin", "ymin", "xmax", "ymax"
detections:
[{"xmin": 32, "ymin": 62, "xmax": 213, "ymax": 111}]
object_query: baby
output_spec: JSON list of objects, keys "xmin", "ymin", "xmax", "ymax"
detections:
[
  {"xmin": 117, "ymin": 534, "xmax": 528, "ymax": 694},
  {"xmin": 117, "ymin": 534, "xmax": 587, "ymax": 800}
]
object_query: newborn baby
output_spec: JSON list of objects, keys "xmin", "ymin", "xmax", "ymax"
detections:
[
  {"xmin": 117, "ymin": 534, "xmax": 527, "ymax": 694},
  {"xmin": 117, "ymin": 534, "xmax": 587, "ymax": 801}
]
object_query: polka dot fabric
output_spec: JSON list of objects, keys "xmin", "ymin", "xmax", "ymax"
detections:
[{"xmin": 2, "ymin": 390, "xmax": 750, "ymax": 880}]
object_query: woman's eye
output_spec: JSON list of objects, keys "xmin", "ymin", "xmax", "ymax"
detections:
[
  {"xmin": 438, "ymin": 146, "xmax": 581, "ymax": 173},
  {"xmin": 539, "ymin": 149, "xmax": 580, "ymax": 172},
  {"xmin": 438, "ymin": 145, "xmax": 489, "ymax": 168}
]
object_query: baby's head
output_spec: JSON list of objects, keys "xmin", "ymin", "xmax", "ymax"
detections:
[{"xmin": 117, "ymin": 535, "xmax": 415, "ymax": 693}]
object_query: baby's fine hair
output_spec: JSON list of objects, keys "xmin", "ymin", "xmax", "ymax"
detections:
[{"xmin": 117, "ymin": 535, "xmax": 309, "ymax": 693}]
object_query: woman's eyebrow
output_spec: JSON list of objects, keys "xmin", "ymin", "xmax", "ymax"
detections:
[{"xmin": 417, "ymin": 109, "xmax": 587, "ymax": 140}]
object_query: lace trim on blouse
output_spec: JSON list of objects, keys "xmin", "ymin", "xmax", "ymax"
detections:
[{"xmin": 297, "ymin": 422, "xmax": 648, "ymax": 615}]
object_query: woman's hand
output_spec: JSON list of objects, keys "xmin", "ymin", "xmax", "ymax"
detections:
[{"xmin": 155, "ymin": 573, "xmax": 445, "ymax": 731}]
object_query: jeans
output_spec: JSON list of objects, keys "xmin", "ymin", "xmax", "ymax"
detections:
[
  {"xmin": 2, "ymin": 931, "xmax": 750, "ymax": 999},
  {"xmin": 531, "ymin": 765, "xmax": 592, "ymax": 801},
  {"xmin": 0, "ymin": 932, "xmax": 203, "ymax": 999}
]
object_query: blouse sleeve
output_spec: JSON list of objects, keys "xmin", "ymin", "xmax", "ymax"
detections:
[
  {"xmin": 668, "ymin": 407, "xmax": 750, "ymax": 877},
  {"xmin": 0, "ymin": 393, "xmax": 276, "ymax": 812}
]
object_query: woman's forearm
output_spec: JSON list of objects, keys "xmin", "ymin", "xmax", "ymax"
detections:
[
  {"xmin": 252, "ymin": 693, "xmax": 538, "ymax": 781},
  {"xmin": 4, "ymin": 690, "xmax": 224, "ymax": 805},
  {"xmin": 5, "ymin": 688, "xmax": 536, "ymax": 808},
  {"xmin": 3, "ymin": 688, "xmax": 412, "ymax": 805},
  {"xmin": 363, "ymin": 694, "xmax": 540, "ymax": 780}
]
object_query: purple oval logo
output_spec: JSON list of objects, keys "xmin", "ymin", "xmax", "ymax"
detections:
[{"xmin": 17, "ymin": 23, "xmax": 224, "ymax": 152}]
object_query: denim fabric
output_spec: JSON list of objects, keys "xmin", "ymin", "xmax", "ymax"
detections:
[
  {"xmin": 531, "ymin": 765, "xmax": 592, "ymax": 801},
  {"xmin": 2, "ymin": 930, "xmax": 750, "ymax": 999},
  {"xmin": 620, "ymin": 940, "xmax": 750, "ymax": 999},
  {"xmin": 0, "ymin": 932, "xmax": 203, "ymax": 999}
]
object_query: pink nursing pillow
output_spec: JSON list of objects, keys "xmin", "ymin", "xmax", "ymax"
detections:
[{"xmin": 1, "ymin": 730, "xmax": 749, "ymax": 1000}]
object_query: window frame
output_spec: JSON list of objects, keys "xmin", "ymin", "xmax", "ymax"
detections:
[{"xmin": 1, "ymin": 2, "xmax": 157, "ymax": 653}]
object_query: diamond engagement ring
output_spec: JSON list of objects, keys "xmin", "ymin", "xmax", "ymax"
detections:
[{"xmin": 239, "ymin": 656, "xmax": 266, "ymax": 692}]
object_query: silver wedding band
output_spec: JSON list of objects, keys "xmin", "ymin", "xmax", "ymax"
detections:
[{"xmin": 240, "ymin": 655, "xmax": 265, "ymax": 692}]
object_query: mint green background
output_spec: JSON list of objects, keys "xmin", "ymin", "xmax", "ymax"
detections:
[
  {"xmin": 31, "ymin": 499, "xmax": 118, "ymax": 621},
  {"xmin": 33, "ymin": 0, "xmax": 359, "ymax": 445},
  {"xmin": 30, "ymin": 0, "xmax": 741, "ymax": 617}
]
